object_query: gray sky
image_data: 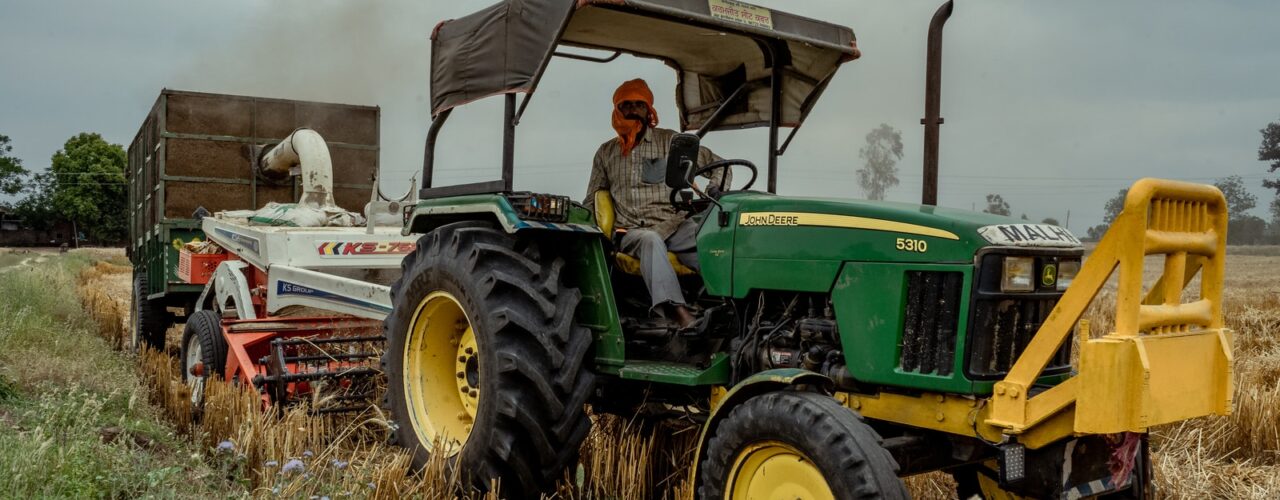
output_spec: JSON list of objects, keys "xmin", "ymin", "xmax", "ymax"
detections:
[{"xmin": 2, "ymin": 0, "xmax": 1277, "ymax": 229}]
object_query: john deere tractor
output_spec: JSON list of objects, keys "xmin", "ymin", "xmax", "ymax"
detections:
[{"xmin": 382, "ymin": 1, "xmax": 1234, "ymax": 498}]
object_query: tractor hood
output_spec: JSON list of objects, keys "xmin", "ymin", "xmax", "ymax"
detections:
[
  {"xmin": 696, "ymin": 192, "xmax": 1083, "ymax": 298},
  {"xmin": 719, "ymin": 193, "xmax": 1082, "ymax": 262}
]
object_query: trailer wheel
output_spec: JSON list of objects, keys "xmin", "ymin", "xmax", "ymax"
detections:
[
  {"xmin": 698, "ymin": 391, "xmax": 908, "ymax": 500},
  {"xmin": 181, "ymin": 310, "xmax": 227, "ymax": 409},
  {"xmin": 383, "ymin": 221, "xmax": 595, "ymax": 496},
  {"xmin": 132, "ymin": 272, "xmax": 168, "ymax": 352}
]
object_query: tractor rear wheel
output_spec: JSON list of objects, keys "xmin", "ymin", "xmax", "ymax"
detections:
[
  {"xmin": 132, "ymin": 272, "xmax": 168, "ymax": 352},
  {"xmin": 383, "ymin": 221, "xmax": 595, "ymax": 496},
  {"xmin": 699, "ymin": 391, "xmax": 908, "ymax": 500},
  {"xmin": 180, "ymin": 309, "xmax": 227, "ymax": 409}
]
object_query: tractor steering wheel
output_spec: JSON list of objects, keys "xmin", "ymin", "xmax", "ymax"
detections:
[{"xmin": 668, "ymin": 159, "xmax": 758, "ymax": 209}]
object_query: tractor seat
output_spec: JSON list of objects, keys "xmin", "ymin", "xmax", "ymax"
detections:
[{"xmin": 593, "ymin": 191, "xmax": 697, "ymax": 276}]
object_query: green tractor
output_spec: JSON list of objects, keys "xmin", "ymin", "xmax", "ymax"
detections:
[{"xmin": 383, "ymin": 1, "xmax": 1234, "ymax": 498}]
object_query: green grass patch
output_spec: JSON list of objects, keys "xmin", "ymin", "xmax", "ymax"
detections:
[{"xmin": 0, "ymin": 255, "xmax": 232, "ymax": 498}]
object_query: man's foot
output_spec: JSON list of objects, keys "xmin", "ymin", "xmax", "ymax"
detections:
[{"xmin": 673, "ymin": 305, "xmax": 696, "ymax": 329}]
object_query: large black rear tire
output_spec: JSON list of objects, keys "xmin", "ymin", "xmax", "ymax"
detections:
[
  {"xmin": 383, "ymin": 221, "xmax": 595, "ymax": 496},
  {"xmin": 698, "ymin": 391, "xmax": 908, "ymax": 500},
  {"xmin": 132, "ymin": 272, "xmax": 168, "ymax": 352}
]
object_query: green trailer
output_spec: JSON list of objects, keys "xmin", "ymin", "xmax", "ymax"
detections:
[{"xmin": 126, "ymin": 89, "xmax": 380, "ymax": 350}]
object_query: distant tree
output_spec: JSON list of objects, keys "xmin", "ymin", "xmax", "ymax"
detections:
[
  {"xmin": 982, "ymin": 194, "xmax": 1011, "ymax": 216},
  {"xmin": 0, "ymin": 134, "xmax": 28, "ymax": 196},
  {"xmin": 1213, "ymin": 175, "xmax": 1257, "ymax": 219},
  {"xmin": 46, "ymin": 133, "xmax": 128, "ymax": 244},
  {"xmin": 1080, "ymin": 189, "xmax": 1129, "ymax": 242},
  {"xmin": 1267, "ymin": 197, "xmax": 1280, "ymax": 244},
  {"xmin": 12, "ymin": 172, "xmax": 56, "ymax": 230},
  {"xmin": 1259, "ymin": 120, "xmax": 1280, "ymax": 195},
  {"xmin": 1213, "ymin": 176, "xmax": 1262, "ymax": 244},
  {"xmin": 1228, "ymin": 215, "xmax": 1266, "ymax": 245},
  {"xmin": 1042, "ymin": 217, "xmax": 1060, "ymax": 226},
  {"xmin": 1102, "ymin": 188, "xmax": 1128, "ymax": 225},
  {"xmin": 856, "ymin": 123, "xmax": 903, "ymax": 200}
]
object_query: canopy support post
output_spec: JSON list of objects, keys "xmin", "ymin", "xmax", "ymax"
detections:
[
  {"xmin": 420, "ymin": 109, "xmax": 452, "ymax": 195},
  {"xmin": 502, "ymin": 93, "xmax": 516, "ymax": 192},
  {"xmin": 768, "ymin": 49, "xmax": 782, "ymax": 194}
]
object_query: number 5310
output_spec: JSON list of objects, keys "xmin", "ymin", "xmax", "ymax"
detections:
[{"xmin": 895, "ymin": 237, "xmax": 927, "ymax": 253}]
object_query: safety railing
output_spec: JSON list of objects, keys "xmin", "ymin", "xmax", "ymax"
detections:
[{"xmin": 986, "ymin": 178, "xmax": 1233, "ymax": 437}]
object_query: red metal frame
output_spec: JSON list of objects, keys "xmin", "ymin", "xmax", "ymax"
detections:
[{"xmin": 219, "ymin": 316, "xmax": 383, "ymax": 409}]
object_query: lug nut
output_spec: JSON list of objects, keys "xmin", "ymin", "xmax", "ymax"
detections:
[
  {"xmin": 456, "ymin": 372, "xmax": 465, "ymax": 379},
  {"xmin": 469, "ymin": 390, "xmax": 478, "ymax": 398},
  {"xmin": 464, "ymin": 347, "xmax": 474, "ymax": 355},
  {"xmin": 458, "ymin": 355, "xmax": 467, "ymax": 362},
  {"xmin": 460, "ymin": 386, "xmax": 469, "ymax": 393}
]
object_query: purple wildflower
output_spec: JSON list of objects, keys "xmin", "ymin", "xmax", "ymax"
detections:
[
  {"xmin": 216, "ymin": 440, "xmax": 235, "ymax": 453},
  {"xmin": 264, "ymin": 460, "xmax": 279, "ymax": 468},
  {"xmin": 282, "ymin": 458, "xmax": 305, "ymax": 474},
  {"xmin": 331, "ymin": 459, "xmax": 349, "ymax": 470},
  {"xmin": 302, "ymin": 450, "xmax": 314, "ymax": 458}
]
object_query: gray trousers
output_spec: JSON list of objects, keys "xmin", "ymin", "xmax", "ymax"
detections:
[{"xmin": 619, "ymin": 218, "xmax": 700, "ymax": 310}]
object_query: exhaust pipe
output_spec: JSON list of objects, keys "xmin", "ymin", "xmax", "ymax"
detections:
[
  {"xmin": 258, "ymin": 128, "xmax": 337, "ymax": 210},
  {"xmin": 922, "ymin": 0, "xmax": 953, "ymax": 206}
]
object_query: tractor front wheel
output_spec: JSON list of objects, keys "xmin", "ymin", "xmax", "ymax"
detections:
[
  {"xmin": 699, "ymin": 391, "xmax": 908, "ymax": 500},
  {"xmin": 180, "ymin": 309, "xmax": 227, "ymax": 409},
  {"xmin": 132, "ymin": 272, "xmax": 168, "ymax": 352},
  {"xmin": 383, "ymin": 221, "xmax": 595, "ymax": 495}
]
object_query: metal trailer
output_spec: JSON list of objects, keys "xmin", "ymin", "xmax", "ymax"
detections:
[{"xmin": 126, "ymin": 89, "xmax": 380, "ymax": 350}]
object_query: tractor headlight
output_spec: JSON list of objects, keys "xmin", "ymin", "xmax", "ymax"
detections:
[
  {"xmin": 1001, "ymin": 256, "xmax": 1035, "ymax": 292},
  {"xmin": 1056, "ymin": 260, "xmax": 1080, "ymax": 291}
]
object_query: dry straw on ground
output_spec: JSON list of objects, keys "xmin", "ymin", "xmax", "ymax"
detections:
[{"xmin": 76, "ymin": 252, "xmax": 1280, "ymax": 498}]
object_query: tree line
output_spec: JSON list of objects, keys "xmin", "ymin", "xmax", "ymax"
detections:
[{"xmin": 0, "ymin": 133, "xmax": 128, "ymax": 245}]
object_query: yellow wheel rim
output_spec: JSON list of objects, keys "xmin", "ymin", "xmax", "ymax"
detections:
[
  {"xmin": 403, "ymin": 291, "xmax": 479, "ymax": 458},
  {"xmin": 727, "ymin": 441, "xmax": 835, "ymax": 500}
]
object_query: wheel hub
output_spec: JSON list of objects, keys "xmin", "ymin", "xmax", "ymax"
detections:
[
  {"xmin": 404, "ymin": 291, "xmax": 480, "ymax": 457},
  {"xmin": 727, "ymin": 441, "xmax": 835, "ymax": 500}
]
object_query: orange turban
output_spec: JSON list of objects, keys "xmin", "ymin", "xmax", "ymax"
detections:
[{"xmin": 612, "ymin": 79, "xmax": 659, "ymax": 157}]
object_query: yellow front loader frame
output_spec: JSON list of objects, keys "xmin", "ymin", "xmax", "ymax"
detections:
[
  {"xmin": 842, "ymin": 178, "xmax": 1233, "ymax": 448},
  {"xmin": 986, "ymin": 178, "xmax": 1233, "ymax": 439}
]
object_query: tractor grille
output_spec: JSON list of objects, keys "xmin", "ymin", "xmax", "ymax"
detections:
[
  {"xmin": 964, "ymin": 250, "xmax": 1080, "ymax": 380},
  {"xmin": 966, "ymin": 297, "xmax": 1072, "ymax": 378},
  {"xmin": 899, "ymin": 271, "xmax": 964, "ymax": 376}
]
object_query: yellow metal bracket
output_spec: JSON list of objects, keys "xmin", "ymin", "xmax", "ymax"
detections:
[{"xmin": 987, "ymin": 178, "xmax": 1234, "ymax": 436}]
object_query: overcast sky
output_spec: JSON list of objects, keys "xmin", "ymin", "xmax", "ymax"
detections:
[{"xmin": 2, "ymin": 0, "xmax": 1278, "ymax": 229}]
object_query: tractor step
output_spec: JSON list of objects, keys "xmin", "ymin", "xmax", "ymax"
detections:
[{"xmin": 618, "ymin": 353, "xmax": 731, "ymax": 386}]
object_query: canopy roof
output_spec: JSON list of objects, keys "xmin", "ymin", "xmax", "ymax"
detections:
[{"xmin": 430, "ymin": 0, "xmax": 859, "ymax": 131}]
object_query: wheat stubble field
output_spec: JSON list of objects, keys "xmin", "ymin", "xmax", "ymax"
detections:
[{"xmin": 2, "ymin": 247, "xmax": 1276, "ymax": 498}]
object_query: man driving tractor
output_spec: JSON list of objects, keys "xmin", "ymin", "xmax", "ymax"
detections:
[{"xmin": 585, "ymin": 78, "xmax": 728, "ymax": 331}]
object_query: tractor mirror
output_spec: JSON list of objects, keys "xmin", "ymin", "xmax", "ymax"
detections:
[{"xmin": 666, "ymin": 133, "xmax": 700, "ymax": 189}]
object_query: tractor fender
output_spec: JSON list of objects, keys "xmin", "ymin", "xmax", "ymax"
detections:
[
  {"xmin": 405, "ymin": 197, "xmax": 604, "ymax": 236},
  {"xmin": 692, "ymin": 369, "xmax": 833, "ymax": 490}
]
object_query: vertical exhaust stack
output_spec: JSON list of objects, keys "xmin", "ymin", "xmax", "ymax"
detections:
[
  {"xmin": 922, "ymin": 0, "xmax": 953, "ymax": 206},
  {"xmin": 258, "ymin": 128, "xmax": 338, "ymax": 210}
]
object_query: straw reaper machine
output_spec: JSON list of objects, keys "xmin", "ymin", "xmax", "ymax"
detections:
[{"xmin": 163, "ymin": 118, "xmax": 418, "ymax": 414}]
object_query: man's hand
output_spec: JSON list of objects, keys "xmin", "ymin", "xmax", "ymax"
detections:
[{"xmin": 706, "ymin": 184, "xmax": 723, "ymax": 200}]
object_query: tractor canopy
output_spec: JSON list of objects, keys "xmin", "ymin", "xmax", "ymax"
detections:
[{"xmin": 429, "ymin": 0, "xmax": 859, "ymax": 132}]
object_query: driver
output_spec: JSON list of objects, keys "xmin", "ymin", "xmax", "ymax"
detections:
[{"xmin": 585, "ymin": 78, "xmax": 728, "ymax": 330}]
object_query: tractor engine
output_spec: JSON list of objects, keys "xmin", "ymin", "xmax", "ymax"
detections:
[{"xmin": 742, "ymin": 294, "xmax": 854, "ymax": 387}]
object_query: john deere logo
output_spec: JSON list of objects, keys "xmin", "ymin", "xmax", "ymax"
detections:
[{"xmin": 1042, "ymin": 264, "xmax": 1057, "ymax": 287}]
